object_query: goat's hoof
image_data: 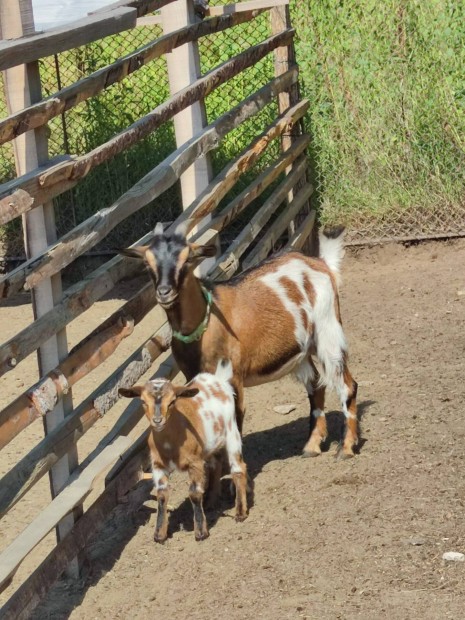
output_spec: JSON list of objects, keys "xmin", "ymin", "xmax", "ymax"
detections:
[
  {"xmin": 195, "ymin": 531, "xmax": 210, "ymax": 541},
  {"xmin": 235, "ymin": 513, "xmax": 248, "ymax": 522},
  {"xmin": 336, "ymin": 448, "xmax": 355, "ymax": 460},
  {"xmin": 302, "ymin": 449, "xmax": 321, "ymax": 458},
  {"xmin": 154, "ymin": 533, "xmax": 167, "ymax": 544}
]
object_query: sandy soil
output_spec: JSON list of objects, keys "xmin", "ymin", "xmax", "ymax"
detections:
[{"xmin": 1, "ymin": 239, "xmax": 465, "ymax": 619}]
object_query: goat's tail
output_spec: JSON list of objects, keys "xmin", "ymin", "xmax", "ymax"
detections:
[
  {"xmin": 215, "ymin": 358, "xmax": 233, "ymax": 384},
  {"xmin": 318, "ymin": 225, "xmax": 346, "ymax": 286}
]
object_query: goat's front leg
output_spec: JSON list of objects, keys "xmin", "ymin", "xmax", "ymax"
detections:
[
  {"xmin": 302, "ymin": 360, "xmax": 328, "ymax": 457},
  {"xmin": 152, "ymin": 467, "xmax": 170, "ymax": 543},
  {"xmin": 188, "ymin": 461, "xmax": 209, "ymax": 541}
]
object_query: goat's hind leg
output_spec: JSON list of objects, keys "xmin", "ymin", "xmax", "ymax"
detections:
[
  {"xmin": 336, "ymin": 362, "xmax": 358, "ymax": 459},
  {"xmin": 301, "ymin": 359, "xmax": 328, "ymax": 457}
]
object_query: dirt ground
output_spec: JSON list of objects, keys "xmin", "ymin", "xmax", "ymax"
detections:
[{"xmin": 2, "ymin": 238, "xmax": 465, "ymax": 619}]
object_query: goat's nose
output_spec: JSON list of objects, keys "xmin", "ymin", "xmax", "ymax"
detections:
[{"xmin": 157, "ymin": 285, "xmax": 172, "ymax": 297}]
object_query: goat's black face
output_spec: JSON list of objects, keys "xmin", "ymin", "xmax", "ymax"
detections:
[{"xmin": 119, "ymin": 222, "xmax": 217, "ymax": 308}]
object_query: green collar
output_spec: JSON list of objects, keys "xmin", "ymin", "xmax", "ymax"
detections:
[{"xmin": 172, "ymin": 285, "xmax": 213, "ymax": 344}]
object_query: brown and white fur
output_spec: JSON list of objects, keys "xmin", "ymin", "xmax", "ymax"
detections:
[
  {"xmin": 119, "ymin": 360, "xmax": 247, "ymax": 543},
  {"xmin": 121, "ymin": 223, "xmax": 358, "ymax": 458}
]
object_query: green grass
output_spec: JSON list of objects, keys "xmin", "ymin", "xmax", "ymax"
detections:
[{"xmin": 292, "ymin": 0, "xmax": 465, "ymax": 225}]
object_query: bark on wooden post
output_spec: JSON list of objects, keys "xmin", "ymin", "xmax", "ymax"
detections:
[
  {"xmin": 161, "ymin": 0, "xmax": 216, "ymax": 272},
  {"xmin": 270, "ymin": 3, "xmax": 313, "ymax": 253},
  {"xmin": 0, "ymin": 0, "xmax": 80, "ymax": 577}
]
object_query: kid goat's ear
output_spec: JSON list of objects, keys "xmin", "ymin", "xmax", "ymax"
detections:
[
  {"xmin": 119, "ymin": 245, "xmax": 149, "ymax": 260},
  {"xmin": 119, "ymin": 386, "xmax": 144, "ymax": 398}
]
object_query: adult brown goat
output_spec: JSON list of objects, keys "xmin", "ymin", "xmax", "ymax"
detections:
[{"xmin": 121, "ymin": 223, "xmax": 358, "ymax": 458}]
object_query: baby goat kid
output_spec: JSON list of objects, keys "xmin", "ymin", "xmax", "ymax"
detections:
[
  {"xmin": 119, "ymin": 360, "xmax": 247, "ymax": 543},
  {"xmin": 121, "ymin": 223, "xmax": 358, "ymax": 458}
]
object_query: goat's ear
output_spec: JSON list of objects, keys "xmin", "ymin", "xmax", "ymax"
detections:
[
  {"xmin": 119, "ymin": 386, "xmax": 144, "ymax": 398},
  {"xmin": 119, "ymin": 245, "xmax": 149, "ymax": 260},
  {"xmin": 175, "ymin": 387, "xmax": 200, "ymax": 399},
  {"xmin": 188, "ymin": 243, "xmax": 217, "ymax": 261}
]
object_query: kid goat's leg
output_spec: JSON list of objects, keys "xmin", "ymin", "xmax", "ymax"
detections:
[
  {"xmin": 337, "ymin": 362, "xmax": 358, "ymax": 459},
  {"xmin": 188, "ymin": 461, "xmax": 209, "ymax": 541},
  {"xmin": 152, "ymin": 468, "xmax": 170, "ymax": 543},
  {"xmin": 226, "ymin": 425, "xmax": 248, "ymax": 522},
  {"xmin": 302, "ymin": 359, "xmax": 328, "ymax": 457}
]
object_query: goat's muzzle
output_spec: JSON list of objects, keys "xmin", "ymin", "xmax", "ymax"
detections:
[
  {"xmin": 156, "ymin": 285, "xmax": 178, "ymax": 308},
  {"xmin": 151, "ymin": 418, "xmax": 166, "ymax": 432}
]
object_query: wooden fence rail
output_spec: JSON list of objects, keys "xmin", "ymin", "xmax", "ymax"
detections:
[{"xmin": 0, "ymin": 9, "xmax": 264, "ymax": 150}]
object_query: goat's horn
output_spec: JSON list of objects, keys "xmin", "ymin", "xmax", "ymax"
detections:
[
  {"xmin": 174, "ymin": 219, "xmax": 190, "ymax": 238},
  {"xmin": 154, "ymin": 222, "xmax": 164, "ymax": 236}
]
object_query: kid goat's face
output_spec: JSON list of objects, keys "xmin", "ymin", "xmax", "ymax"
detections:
[
  {"xmin": 119, "ymin": 379, "xmax": 199, "ymax": 432},
  {"xmin": 119, "ymin": 222, "xmax": 216, "ymax": 308}
]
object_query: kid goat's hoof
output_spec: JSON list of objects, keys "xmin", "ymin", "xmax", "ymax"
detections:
[{"xmin": 195, "ymin": 531, "xmax": 210, "ymax": 542}]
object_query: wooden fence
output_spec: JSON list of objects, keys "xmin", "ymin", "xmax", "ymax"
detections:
[{"xmin": 0, "ymin": 0, "xmax": 315, "ymax": 616}]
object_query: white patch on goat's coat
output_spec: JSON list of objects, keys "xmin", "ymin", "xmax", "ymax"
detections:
[
  {"xmin": 152, "ymin": 467, "xmax": 168, "ymax": 490},
  {"xmin": 260, "ymin": 259, "xmax": 313, "ymax": 350},
  {"xmin": 259, "ymin": 258, "xmax": 347, "ymax": 390},
  {"xmin": 163, "ymin": 441, "xmax": 171, "ymax": 450},
  {"xmin": 190, "ymin": 372, "xmax": 242, "ymax": 470},
  {"xmin": 312, "ymin": 408, "xmax": 325, "ymax": 418}
]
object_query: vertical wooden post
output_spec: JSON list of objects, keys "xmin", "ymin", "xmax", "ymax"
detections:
[
  {"xmin": 1, "ymin": 0, "xmax": 80, "ymax": 576},
  {"xmin": 270, "ymin": 4, "xmax": 313, "ymax": 253},
  {"xmin": 161, "ymin": 0, "xmax": 216, "ymax": 272}
]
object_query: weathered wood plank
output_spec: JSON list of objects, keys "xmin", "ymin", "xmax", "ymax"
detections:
[
  {"xmin": 0, "ymin": 9, "xmax": 265, "ymax": 151},
  {"xmin": 193, "ymin": 133, "xmax": 310, "ymax": 244},
  {"xmin": 209, "ymin": 162, "xmax": 310, "ymax": 280},
  {"xmin": 0, "ymin": 8, "xmax": 137, "ymax": 71},
  {"xmin": 0, "ymin": 436, "xmax": 131, "ymax": 593},
  {"xmin": 0, "ymin": 67, "xmax": 297, "ymax": 301},
  {"xmin": 0, "ymin": 439, "xmax": 151, "ymax": 620},
  {"xmin": 0, "ymin": 328, "xmax": 172, "ymax": 519},
  {"xmin": 208, "ymin": 0, "xmax": 289, "ymax": 16},
  {"xmin": 90, "ymin": 0, "xmax": 175, "ymax": 16},
  {"xmin": 242, "ymin": 173, "xmax": 314, "ymax": 269},
  {"xmin": 0, "ymin": 190, "xmax": 34, "ymax": 225},
  {"xmin": 0, "ymin": 29, "xmax": 293, "ymax": 220},
  {"xmin": 0, "ymin": 315, "xmax": 135, "ymax": 451},
  {"xmin": 287, "ymin": 209, "xmax": 317, "ymax": 251},
  {"xmin": 161, "ymin": 0, "xmax": 216, "ymax": 275}
]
